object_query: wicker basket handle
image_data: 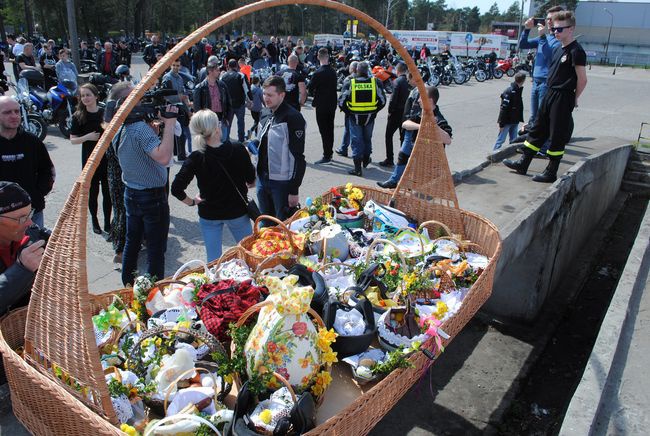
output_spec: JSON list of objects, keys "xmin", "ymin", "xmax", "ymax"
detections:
[
  {"xmin": 163, "ymin": 367, "xmax": 221, "ymax": 415},
  {"xmin": 418, "ymin": 220, "xmax": 452, "ymax": 239},
  {"xmin": 270, "ymin": 371, "xmax": 297, "ymax": 404},
  {"xmin": 432, "ymin": 236, "xmax": 482, "ymax": 254},
  {"xmin": 393, "ymin": 227, "xmax": 425, "ymax": 257},
  {"xmin": 172, "ymin": 260, "xmax": 210, "ymax": 280},
  {"xmin": 252, "ymin": 250, "xmax": 297, "ymax": 281},
  {"xmin": 252, "ymin": 215, "xmax": 299, "ymax": 252},
  {"xmin": 130, "ymin": 325, "xmax": 226, "ymax": 361},
  {"xmin": 234, "ymin": 300, "xmax": 325, "ymax": 330},
  {"xmin": 98, "ymin": 293, "xmax": 134, "ymax": 324},
  {"xmin": 106, "ymin": 319, "xmax": 146, "ymax": 349},
  {"xmin": 364, "ymin": 238, "xmax": 408, "ymax": 272},
  {"xmin": 316, "ymin": 261, "xmax": 355, "ymax": 274}
]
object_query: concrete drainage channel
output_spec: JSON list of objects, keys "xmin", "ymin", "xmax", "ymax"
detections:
[{"xmin": 494, "ymin": 192, "xmax": 648, "ymax": 434}]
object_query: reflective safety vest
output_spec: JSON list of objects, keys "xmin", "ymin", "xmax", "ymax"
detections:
[{"xmin": 346, "ymin": 78, "xmax": 378, "ymax": 114}]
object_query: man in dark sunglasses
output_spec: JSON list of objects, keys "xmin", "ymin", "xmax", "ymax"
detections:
[
  {"xmin": 518, "ymin": 5, "xmax": 563, "ymax": 149},
  {"xmin": 0, "ymin": 181, "xmax": 47, "ymax": 316},
  {"xmin": 504, "ymin": 10, "xmax": 587, "ymax": 183}
]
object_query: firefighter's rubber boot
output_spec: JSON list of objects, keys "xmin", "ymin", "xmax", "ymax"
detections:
[
  {"xmin": 503, "ymin": 152, "xmax": 534, "ymax": 175},
  {"xmin": 348, "ymin": 159, "xmax": 363, "ymax": 176},
  {"xmin": 532, "ymin": 159, "xmax": 560, "ymax": 183}
]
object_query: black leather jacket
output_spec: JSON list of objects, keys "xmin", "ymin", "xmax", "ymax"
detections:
[{"xmin": 192, "ymin": 79, "xmax": 233, "ymax": 122}]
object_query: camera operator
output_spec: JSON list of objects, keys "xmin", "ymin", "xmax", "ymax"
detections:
[
  {"xmin": 0, "ymin": 182, "xmax": 48, "ymax": 316},
  {"xmin": 107, "ymin": 82, "xmax": 178, "ymax": 286}
]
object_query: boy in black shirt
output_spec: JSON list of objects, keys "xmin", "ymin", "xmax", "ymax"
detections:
[{"xmin": 504, "ymin": 11, "xmax": 587, "ymax": 183}]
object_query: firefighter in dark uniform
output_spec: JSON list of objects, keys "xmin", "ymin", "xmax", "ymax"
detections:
[
  {"xmin": 338, "ymin": 61, "xmax": 386, "ymax": 176},
  {"xmin": 503, "ymin": 11, "xmax": 587, "ymax": 183}
]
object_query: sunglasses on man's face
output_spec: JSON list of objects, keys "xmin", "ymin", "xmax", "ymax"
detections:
[{"xmin": 551, "ymin": 26, "xmax": 572, "ymax": 33}]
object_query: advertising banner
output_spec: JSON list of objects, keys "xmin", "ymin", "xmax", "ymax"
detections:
[
  {"xmin": 449, "ymin": 33, "xmax": 507, "ymax": 57},
  {"xmin": 389, "ymin": 30, "xmax": 441, "ymax": 53}
]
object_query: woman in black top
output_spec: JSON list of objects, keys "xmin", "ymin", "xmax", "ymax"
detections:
[
  {"xmin": 70, "ymin": 83, "xmax": 112, "ymax": 235},
  {"xmin": 172, "ymin": 109, "xmax": 256, "ymax": 262}
]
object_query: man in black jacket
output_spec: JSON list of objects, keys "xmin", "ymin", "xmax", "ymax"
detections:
[
  {"xmin": 193, "ymin": 63, "xmax": 233, "ymax": 140},
  {"xmin": 381, "ymin": 62, "xmax": 409, "ymax": 167},
  {"xmin": 493, "ymin": 72, "xmax": 526, "ymax": 151},
  {"xmin": 79, "ymin": 40, "xmax": 95, "ymax": 61},
  {"xmin": 221, "ymin": 59, "xmax": 251, "ymax": 143},
  {"xmin": 115, "ymin": 40, "xmax": 132, "ymax": 67},
  {"xmin": 143, "ymin": 35, "xmax": 166, "ymax": 69},
  {"xmin": 0, "ymin": 97, "xmax": 55, "ymax": 228},
  {"xmin": 309, "ymin": 48, "xmax": 338, "ymax": 164},
  {"xmin": 256, "ymin": 76, "xmax": 306, "ymax": 222}
]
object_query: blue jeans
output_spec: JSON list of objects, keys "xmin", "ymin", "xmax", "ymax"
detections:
[
  {"xmin": 122, "ymin": 187, "xmax": 170, "ymax": 286},
  {"xmin": 199, "ymin": 215, "xmax": 252, "ymax": 262},
  {"xmin": 32, "ymin": 210, "xmax": 44, "ymax": 228},
  {"xmin": 493, "ymin": 124, "xmax": 519, "ymax": 151},
  {"xmin": 387, "ymin": 130, "xmax": 414, "ymax": 184},
  {"xmin": 530, "ymin": 79, "xmax": 548, "ymax": 126},
  {"xmin": 349, "ymin": 119, "xmax": 375, "ymax": 160},
  {"xmin": 340, "ymin": 114, "xmax": 351, "ymax": 152},
  {"xmin": 257, "ymin": 178, "xmax": 291, "ymax": 223},
  {"xmin": 221, "ymin": 123, "xmax": 230, "ymax": 142},
  {"xmin": 228, "ymin": 105, "xmax": 246, "ymax": 143},
  {"xmin": 182, "ymin": 124, "xmax": 192, "ymax": 153}
]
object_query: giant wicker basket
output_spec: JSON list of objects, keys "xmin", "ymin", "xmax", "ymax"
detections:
[{"xmin": 0, "ymin": 1, "xmax": 501, "ymax": 435}]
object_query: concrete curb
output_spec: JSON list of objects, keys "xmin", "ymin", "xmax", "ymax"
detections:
[
  {"xmin": 559, "ymin": 197, "xmax": 650, "ymax": 435},
  {"xmin": 452, "ymin": 144, "xmax": 519, "ymax": 185}
]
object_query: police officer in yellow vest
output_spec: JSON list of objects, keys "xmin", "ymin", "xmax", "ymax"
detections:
[{"xmin": 338, "ymin": 61, "xmax": 386, "ymax": 176}]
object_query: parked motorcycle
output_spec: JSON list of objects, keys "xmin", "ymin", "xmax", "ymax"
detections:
[
  {"xmin": 9, "ymin": 79, "xmax": 48, "ymax": 141},
  {"xmin": 19, "ymin": 70, "xmax": 77, "ymax": 139},
  {"xmin": 496, "ymin": 58, "xmax": 516, "ymax": 77}
]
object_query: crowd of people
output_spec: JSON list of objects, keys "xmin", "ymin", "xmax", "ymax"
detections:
[{"xmin": 0, "ymin": 6, "xmax": 587, "ymax": 312}]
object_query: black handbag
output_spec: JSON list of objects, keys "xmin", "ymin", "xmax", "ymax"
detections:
[
  {"xmin": 214, "ymin": 158, "xmax": 261, "ymax": 221},
  {"xmin": 227, "ymin": 380, "xmax": 317, "ymax": 436},
  {"xmin": 323, "ymin": 296, "xmax": 377, "ymax": 358}
]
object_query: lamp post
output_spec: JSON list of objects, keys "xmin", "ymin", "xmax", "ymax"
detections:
[
  {"xmin": 603, "ymin": 8, "xmax": 614, "ymax": 64},
  {"xmin": 410, "ymin": 17, "xmax": 416, "ymax": 30}
]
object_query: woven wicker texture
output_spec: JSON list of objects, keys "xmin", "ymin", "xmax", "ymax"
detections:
[{"xmin": 5, "ymin": 1, "xmax": 481, "ymax": 434}]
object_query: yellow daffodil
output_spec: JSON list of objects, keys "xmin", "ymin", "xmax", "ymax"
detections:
[
  {"xmin": 120, "ymin": 423, "xmax": 139, "ymax": 436},
  {"xmin": 322, "ymin": 349, "xmax": 338, "ymax": 364},
  {"xmin": 259, "ymin": 409, "xmax": 272, "ymax": 425}
]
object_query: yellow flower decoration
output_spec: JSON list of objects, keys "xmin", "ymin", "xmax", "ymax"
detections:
[
  {"xmin": 345, "ymin": 182, "xmax": 353, "ymax": 192},
  {"xmin": 311, "ymin": 370, "xmax": 333, "ymax": 397},
  {"xmin": 316, "ymin": 328, "xmax": 337, "ymax": 352},
  {"xmin": 435, "ymin": 301, "xmax": 449, "ymax": 319},
  {"xmin": 322, "ymin": 349, "xmax": 338, "ymax": 364},
  {"xmin": 120, "ymin": 424, "xmax": 139, "ymax": 436},
  {"xmin": 260, "ymin": 409, "xmax": 272, "ymax": 425}
]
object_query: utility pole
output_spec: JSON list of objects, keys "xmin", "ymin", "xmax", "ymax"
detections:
[
  {"xmin": 603, "ymin": 8, "xmax": 614, "ymax": 64},
  {"xmin": 66, "ymin": 0, "xmax": 80, "ymax": 68}
]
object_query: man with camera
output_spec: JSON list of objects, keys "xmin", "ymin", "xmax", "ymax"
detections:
[
  {"xmin": 107, "ymin": 82, "xmax": 178, "ymax": 286},
  {"xmin": 0, "ymin": 182, "xmax": 48, "ymax": 316}
]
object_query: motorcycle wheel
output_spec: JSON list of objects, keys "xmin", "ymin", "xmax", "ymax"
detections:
[
  {"xmin": 453, "ymin": 73, "xmax": 466, "ymax": 85},
  {"xmin": 463, "ymin": 69, "xmax": 472, "ymax": 83},
  {"xmin": 475, "ymin": 70, "xmax": 487, "ymax": 82},
  {"xmin": 27, "ymin": 114, "xmax": 48, "ymax": 141},
  {"xmin": 493, "ymin": 69, "xmax": 504, "ymax": 79},
  {"xmin": 441, "ymin": 75, "xmax": 451, "ymax": 86},
  {"xmin": 427, "ymin": 74, "xmax": 440, "ymax": 87},
  {"xmin": 506, "ymin": 68, "xmax": 515, "ymax": 77},
  {"xmin": 59, "ymin": 115, "xmax": 72, "ymax": 139}
]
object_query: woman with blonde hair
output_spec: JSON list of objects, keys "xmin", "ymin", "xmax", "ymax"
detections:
[{"xmin": 171, "ymin": 109, "xmax": 255, "ymax": 261}]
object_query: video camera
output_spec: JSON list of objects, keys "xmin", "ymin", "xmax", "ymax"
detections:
[{"xmin": 104, "ymin": 88, "xmax": 183, "ymax": 125}]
